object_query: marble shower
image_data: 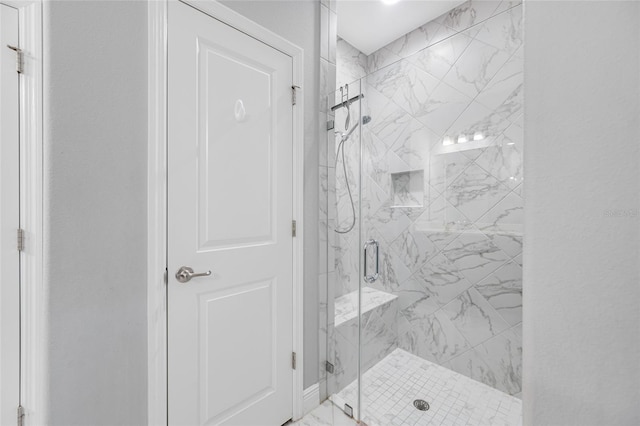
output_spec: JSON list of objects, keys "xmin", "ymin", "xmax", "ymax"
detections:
[{"xmin": 322, "ymin": 0, "xmax": 524, "ymax": 404}]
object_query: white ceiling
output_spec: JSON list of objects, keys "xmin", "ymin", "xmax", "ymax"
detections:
[{"xmin": 336, "ymin": 0, "xmax": 466, "ymax": 55}]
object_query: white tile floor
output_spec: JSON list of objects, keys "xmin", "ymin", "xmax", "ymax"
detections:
[{"xmin": 300, "ymin": 348, "xmax": 522, "ymax": 426}]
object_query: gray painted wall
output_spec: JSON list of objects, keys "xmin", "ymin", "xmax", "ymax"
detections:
[
  {"xmin": 524, "ymin": 1, "xmax": 640, "ymax": 424},
  {"xmin": 43, "ymin": 4, "xmax": 320, "ymax": 425},
  {"xmin": 43, "ymin": 1, "xmax": 148, "ymax": 424},
  {"xmin": 220, "ymin": 0, "xmax": 321, "ymax": 388}
]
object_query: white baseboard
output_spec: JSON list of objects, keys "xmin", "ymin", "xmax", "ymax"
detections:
[{"xmin": 302, "ymin": 383, "xmax": 320, "ymax": 415}]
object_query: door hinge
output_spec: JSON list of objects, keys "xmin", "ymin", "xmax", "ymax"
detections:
[
  {"xmin": 325, "ymin": 360, "xmax": 334, "ymax": 374},
  {"xmin": 291, "ymin": 220, "xmax": 297, "ymax": 237},
  {"xmin": 17, "ymin": 229, "xmax": 25, "ymax": 252},
  {"xmin": 292, "ymin": 352, "xmax": 297, "ymax": 370},
  {"xmin": 17, "ymin": 405, "xmax": 24, "ymax": 426},
  {"xmin": 7, "ymin": 45, "xmax": 23, "ymax": 74},
  {"xmin": 291, "ymin": 85, "xmax": 300, "ymax": 106},
  {"xmin": 327, "ymin": 120, "xmax": 335, "ymax": 131},
  {"xmin": 164, "ymin": 268, "xmax": 168, "ymax": 285}
]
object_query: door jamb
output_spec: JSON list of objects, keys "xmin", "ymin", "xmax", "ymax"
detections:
[{"xmin": 147, "ymin": 1, "xmax": 305, "ymax": 424}]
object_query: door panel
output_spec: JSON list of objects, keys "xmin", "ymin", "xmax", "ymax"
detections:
[
  {"xmin": 196, "ymin": 38, "xmax": 277, "ymax": 250},
  {"xmin": 168, "ymin": 2, "xmax": 294, "ymax": 425},
  {"xmin": 0, "ymin": 4, "xmax": 20, "ymax": 426}
]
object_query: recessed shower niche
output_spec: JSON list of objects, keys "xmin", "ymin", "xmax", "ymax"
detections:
[{"xmin": 390, "ymin": 169, "xmax": 424, "ymax": 208}]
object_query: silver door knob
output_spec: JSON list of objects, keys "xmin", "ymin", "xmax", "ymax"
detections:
[{"xmin": 175, "ymin": 266, "xmax": 212, "ymax": 283}]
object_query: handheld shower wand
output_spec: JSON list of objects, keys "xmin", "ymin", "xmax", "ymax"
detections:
[{"xmin": 334, "ymin": 115, "xmax": 372, "ymax": 234}]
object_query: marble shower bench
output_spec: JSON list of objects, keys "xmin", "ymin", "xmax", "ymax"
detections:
[{"xmin": 328, "ymin": 287, "xmax": 399, "ymax": 393}]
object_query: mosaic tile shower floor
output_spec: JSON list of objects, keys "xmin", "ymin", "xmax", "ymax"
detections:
[{"xmin": 319, "ymin": 349, "xmax": 521, "ymax": 426}]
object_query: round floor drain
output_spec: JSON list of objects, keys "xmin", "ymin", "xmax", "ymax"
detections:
[{"xmin": 413, "ymin": 399, "xmax": 430, "ymax": 411}]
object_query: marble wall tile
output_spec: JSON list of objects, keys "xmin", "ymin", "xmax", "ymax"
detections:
[
  {"xmin": 429, "ymin": 150, "xmax": 475, "ymax": 195},
  {"xmin": 320, "ymin": 58, "xmax": 330, "ymax": 112},
  {"xmin": 319, "ymin": 112, "xmax": 329, "ymax": 167},
  {"xmin": 437, "ymin": 0, "xmax": 502, "ymax": 33},
  {"xmin": 446, "ymin": 100, "xmax": 513, "ymax": 147},
  {"xmin": 369, "ymin": 101, "xmax": 412, "ymax": 150},
  {"xmin": 475, "ymin": 260, "xmax": 522, "ymax": 326},
  {"xmin": 442, "ymin": 39, "xmax": 511, "ymax": 98},
  {"xmin": 473, "ymin": 4, "xmax": 523, "ymax": 56},
  {"xmin": 328, "ymin": 62, "xmax": 337, "ymax": 107},
  {"xmin": 414, "ymin": 81, "xmax": 472, "ymax": 136},
  {"xmin": 412, "ymin": 253, "xmax": 474, "ymax": 307},
  {"xmin": 320, "ymin": 4, "xmax": 329, "ymax": 61},
  {"xmin": 389, "ymin": 118, "xmax": 440, "ymax": 171},
  {"xmin": 329, "ymin": 10, "xmax": 337, "ymax": 64},
  {"xmin": 476, "ymin": 191, "xmax": 523, "ymax": 258},
  {"xmin": 391, "ymin": 63, "xmax": 441, "ymax": 117},
  {"xmin": 389, "ymin": 225, "xmax": 439, "ymax": 273},
  {"xmin": 362, "ymin": 132, "xmax": 410, "ymax": 196},
  {"xmin": 366, "ymin": 60, "xmax": 408, "ymax": 100},
  {"xmin": 474, "ymin": 133, "xmax": 523, "ymax": 190},
  {"xmin": 367, "ymin": 47, "xmax": 402, "ymax": 76},
  {"xmin": 413, "ymin": 194, "xmax": 470, "ymax": 250},
  {"xmin": 495, "ymin": 0, "xmax": 523, "ymax": 13},
  {"xmin": 441, "ymin": 230, "xmax": 511, "ymax": 285},
  {"xmin": 513, "ymin": 253, "xmax": 522, "ymax": 268},
  {"xmin": 362, "ymin": 303, "xmax": 399, "ymax": 369},
  {"xmin": 384, "ymin": 20, "xmax": 442, "ymax": 60},
  {"xmin": 442, "ymin": 287, "xmax": 510, "ymax": 347},
  {"xmin": 396, "ymin": 275, "xmax": 441, "ymax": 323},
  {"xmin": 448, "ymin": 347, "xmax": 497, "ymax": 389},
  {"xmin": 378, "ymin": 247, "xmax": 413, "ymax": 292},
  {"xmin": 368, "ymin": 203, "xmax": 413, "ymax": 244},
  {"xmin": 318, "ymin": 273, "xmax": 328, "ymax": 382},
  {"xmin": 445, "ymin": 162, "xmax": 512, "ymax": 222},
  {"xmin": 408, "ymin": 30, "xmax": 474, "ymax": 80},
  {"xmin": 475, "ymin": 326, "xmax": 522, "ymax": 395},
  {"xmin": 474, "ymin": 50, "xmax": 523, "ymax": 123},
  {"xmin": 336, "ymin": 38, "xmax": 367, "ymax": 88},
  {"xmin": 413, "ymin": 309, "xmax": 472, "ymax": 363},
  {"xmin": 319, "ymin": 166, "xmax": 329, "ymax": 273},
  {"xmin": 361, "ymin": 174, "xmax": 389, "ymax": 221}
]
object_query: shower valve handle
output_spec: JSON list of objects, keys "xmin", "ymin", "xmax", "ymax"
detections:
[{"xmin": 175, "ymin": 266, "xmax": 212, "ymax": 283}]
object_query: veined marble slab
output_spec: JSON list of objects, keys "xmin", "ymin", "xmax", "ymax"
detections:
[{"xmin": 334, "ymin": 287, "xmax": 398, "ymax": 327}]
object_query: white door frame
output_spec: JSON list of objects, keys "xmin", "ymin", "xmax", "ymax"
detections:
[
  {"xmin": 147, "ymin": 1, "xmax": 305, "ymax": 424},
  {"xmin": 0, "ymin": 1, "xmax": 44, "ymax": 425}
]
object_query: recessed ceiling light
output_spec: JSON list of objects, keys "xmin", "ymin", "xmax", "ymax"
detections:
[
  {"xmin": 457, "ymin": 135, "xmax": 468, "ymax": 144},
  {"xmin": 381, "ymin": 0, "xmax": 401, "ymax": 5}
]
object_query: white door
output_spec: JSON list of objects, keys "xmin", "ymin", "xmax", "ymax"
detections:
[
  {"xmin": 167, "ymin": 2, "xmax": 294, "ymax": 425},
  {"xmin": 0, "ymin": 4, "xmax": 20, "ymax": 426}
]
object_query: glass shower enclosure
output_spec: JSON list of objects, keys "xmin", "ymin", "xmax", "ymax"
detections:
[{"xmin": 321, "ymin": 2, "xmax": 524, "ymax": 424}]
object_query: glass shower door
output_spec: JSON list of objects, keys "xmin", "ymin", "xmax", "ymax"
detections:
[{"xmin": 324, "ymin": 79, "xmax": 364, "ymax": 419}]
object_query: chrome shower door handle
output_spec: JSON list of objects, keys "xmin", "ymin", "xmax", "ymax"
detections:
[
  {"xmin": 175, "ymin": 266, "xmax": 212, "ymax": 283},
  {"xmin": 363, "ymin": 239, "xmax": 379, "ymax": 283}
]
